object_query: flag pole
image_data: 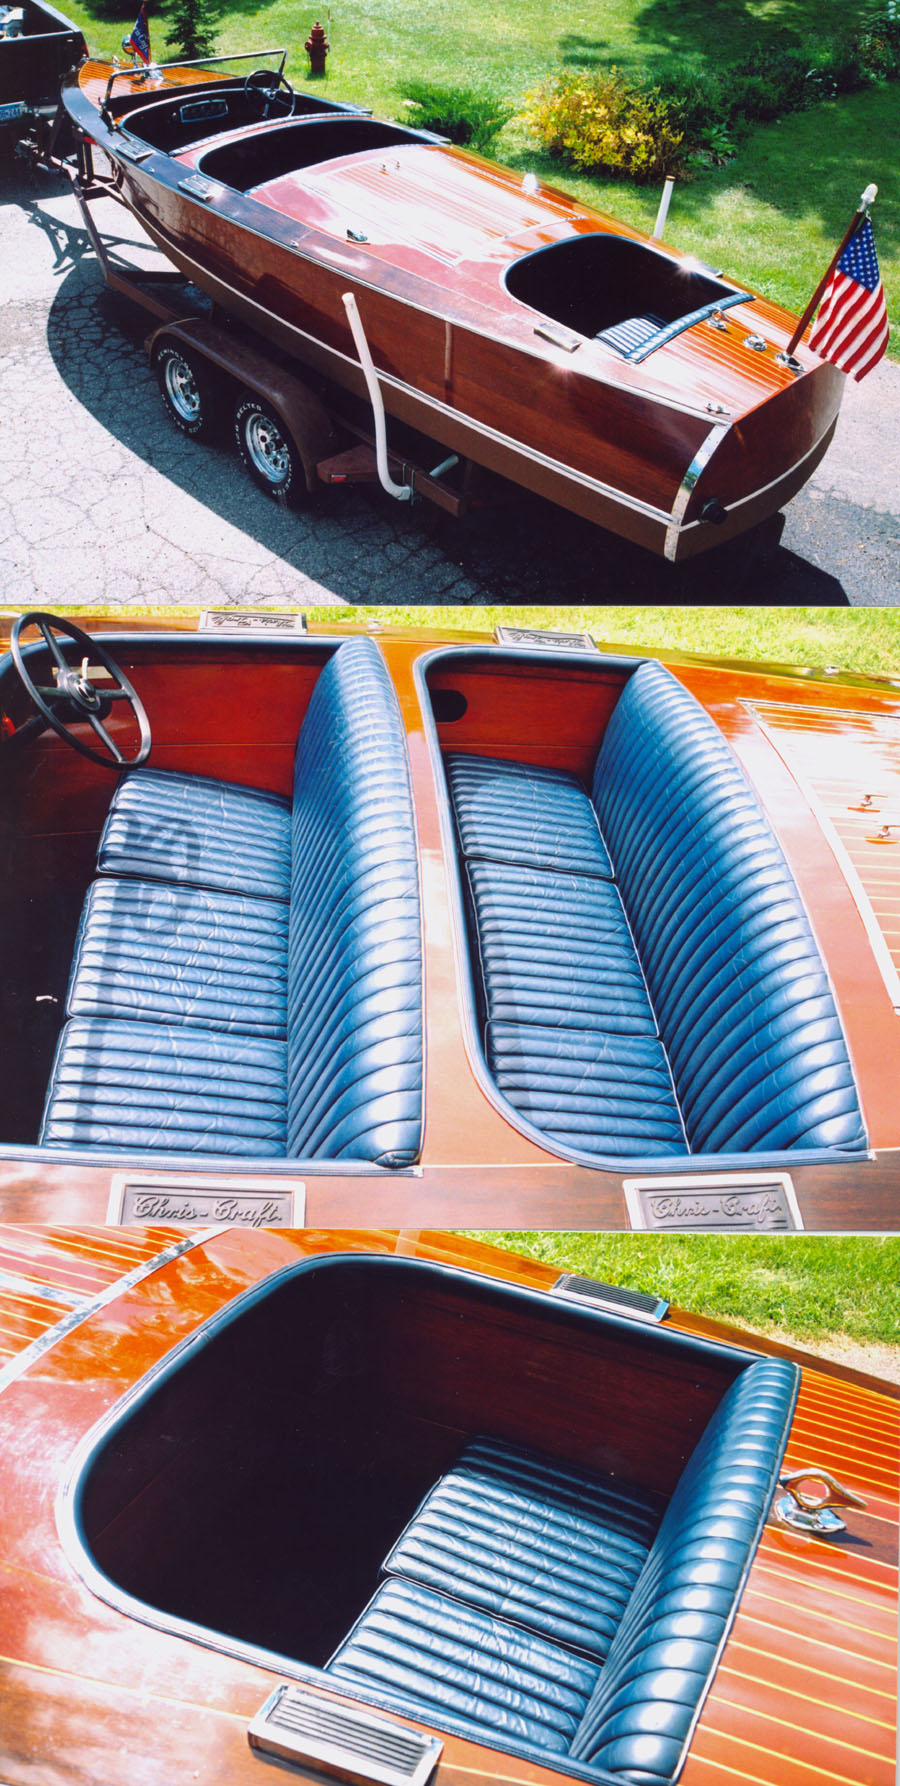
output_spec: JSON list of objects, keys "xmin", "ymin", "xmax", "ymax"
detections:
[{"xmin": 786, "ymin": 183, "xmax": 878, "ymax": 356}]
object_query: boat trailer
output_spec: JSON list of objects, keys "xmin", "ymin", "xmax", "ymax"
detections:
[{"xmin": 63, "ymin": 135, "xmax": 485, "ymax": 516}]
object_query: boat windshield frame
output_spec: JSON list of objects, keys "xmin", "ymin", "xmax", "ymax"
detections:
[{"xmin": 101, "ymin": 47, "xmax": 288, "ymax": 120}]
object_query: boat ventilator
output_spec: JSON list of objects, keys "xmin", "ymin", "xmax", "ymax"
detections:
[{"xmin": 249, "ymin": 1684, "xmax": 443, "ymax": 1785}]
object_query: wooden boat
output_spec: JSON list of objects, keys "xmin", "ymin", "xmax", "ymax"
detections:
[
  {"xmin": 0, "ymin": 0, "xmax": 83, "ymax": 138},
  {"xmin": 61, "ymin": 54, "xmax": 847, "ymax": 562},
  {"xmin": 2, "ymin": 608, "xmax": 900, "ymax": 1231},
  {"xmin": 0, "ymin": 1222, "xmax": 895, "ymax": 1786}
]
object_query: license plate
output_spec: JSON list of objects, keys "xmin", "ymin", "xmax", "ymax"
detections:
[{"xmin": 0, "ymin": 101, "xmax": 27, "ymax": 123}]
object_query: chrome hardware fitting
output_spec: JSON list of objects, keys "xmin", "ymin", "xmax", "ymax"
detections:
[
  {"xmin": 707, "ymin": 309, "xmax": 728, "ymax": 332},
  {"xmin": 743, "ymin": 333, "xmax": 767, "ymax": 352},
  {"xmin": 775, "ymin": 350, "xmax": 803, "ymax": 374},
  {"xmin": 774, "ymin": 1468, "xmax": 866, "ymax": 1536}
]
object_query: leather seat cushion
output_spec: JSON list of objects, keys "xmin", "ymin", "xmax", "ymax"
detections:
[
  {"xmin": 572, "ymin": 1356, "xmax": 798, "ymax": 1784},
  {"xmin": 66, "ymin": 878, "xmax": 289, "ymax": 1038},
  {"xmin": 328, "ymin": 1578, "xmax": 601, "ymax": 1754},
  {"xmin": 446, "ymin": 754, "xmax": 613, "ymax": 878},
  {"xmin": 383, "ymin": 1436, "xmax": 660, "ymax": 1661},
  {"xmin": 466, "ymin": 859, "xmax": 657, "ymax": 1035},
  {"xmin": 488, "ymin": 1021, "xmax": 686, "ymax": 1153},
  {"xmin": 40, "ymin": 1018, "xmax": 286, "ymax": 1154},
  {"xmin": 98, "ymin": 768, "xmax": 292, "ymax": 900}
]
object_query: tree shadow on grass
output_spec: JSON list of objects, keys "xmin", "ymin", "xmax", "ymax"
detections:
[{"xmin": 628, "ymin": 0, "xmax": 843, "ymax": 68}]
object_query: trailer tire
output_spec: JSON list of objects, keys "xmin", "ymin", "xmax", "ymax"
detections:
[
  {"xmin": 233, "ymin": 394, "xmax": 305, "ymax": 505},
  {"xmin": 153, "ymin": 342, "xmax": 224, "ymax": 441}
]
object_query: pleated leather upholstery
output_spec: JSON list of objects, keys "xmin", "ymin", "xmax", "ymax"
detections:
[
  {"xmin": 467, "ymin": 862, "xmax": 657, "ymax": 1035},
  {"xmin": 591, "ymin": 662, "xmax": 866, "ymax": 1156},
  {"xmin": 571, "ymin": 1356, "xmax": 797, "ymax": 1783},
  {"xmin": 98, "ymin": 768, "xmax": 292, "ymax": 900},
  {"xmin": 328, "ymin": 1578, "xmax": 601, "ymax": 1754},
  {"xmin": 447, "ymin": 755, "xmax": 613, "ymax": 878},
  {"xmin": 66, "ymin": 878, "xmax": 289, "ymax": 1037},
  {"xmin": 487, "ymin": 1024, "xmax": 687, "ymax": 1154},
  {"xmin": 285, "ymin": 637, "xmax": 423, "ymax": 1165},
  {"xmin": 383, "ymin": 1436, "xmax": 659, "ymax": 1660},
  {"xmin": 43, "ymin": 638, "xmax": 423, "ymax": 1164},
  {"xmin": 39, "ymin": 1018, "xmax": 286, "ymax": 1153}
]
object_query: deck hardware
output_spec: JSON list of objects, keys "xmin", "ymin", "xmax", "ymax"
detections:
[
  {"xmin": 743, "ymin": 333, "xmax": 767, "ymax": 352},
  {"xmin": 178, "ymin": 174, "xmax": 216, "ymax": 201},
  {"xmin": 522, "ymin": 171, "xmax": 539, "ymax": 194},
  {"xmin": 707, "ymin": 309, "xmax": 728, "ymax": 331},
  {"xmin": 347, "ymin": 227, "xmax": 369, "ymax": 242},
  {"xmin": 534, "ymin": 320, "xmax": 581, "ymax": 352},
  {"xmin": 775, "ymin": 350, "xmax": 803, "ymax": 374},
  {"xmin": 552, "ymin": 1274, "xmax": 669, "ymax": 1322},
  {"xmin": 774, "ymin": 1469, "xmax": 866, "ymax": 1537},
  {"xmin": 115, "ymin": 138, "xmax": 154, "ymax": 162},
  {"xmin": 848, "ymin": 792, "xmax": 885, "ymax": 811},
  {"xmin": 249, "ymin": 1684, "xmax": 443, "ymax": 1785},
  {"xmin": 706, "ymin": 401, "xmax": 730, "ymax": 416},
  {"xmin": 868, "ymin": 822, "xmax": 900, "ymax": 844}
]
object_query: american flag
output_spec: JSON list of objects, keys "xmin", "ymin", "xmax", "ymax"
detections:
[
  {"xmin": 809, "ymin": 216, "xmax": 889, "ymax": 382},
  {"xmin": 123, "ymin": 2, "xmax": 151, "ymax": 63}
]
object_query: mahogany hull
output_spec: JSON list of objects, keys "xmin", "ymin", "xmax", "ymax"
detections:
[{"xmin": 63, "ymin": 66, "xmax": 846, "ymax": 560}]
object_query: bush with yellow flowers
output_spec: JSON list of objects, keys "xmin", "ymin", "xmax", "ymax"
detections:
[{"xmin": 526, "ymin": 69, "xmax": 685, "ymax": 181}]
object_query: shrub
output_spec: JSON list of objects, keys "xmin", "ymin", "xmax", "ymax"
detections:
[
  {"xmin": 165, "ymin": 0, "xmax": 221, "ymax": 59},
  {"xmin": 527, "ymin": 69, "xmax": 685, "ymax": 181},
  {"xmin": 401, "ymin": 81, "xmax": 514, "ymax": 153}
]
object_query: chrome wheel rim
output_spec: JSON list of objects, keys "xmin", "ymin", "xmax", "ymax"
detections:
[
  {"xmin": 163, "ymin": 355, "xmax": 201, "ymax": 423},
  {"xmin": 244, "ymin": 412, "xmax": 291, "ymax": 486}
]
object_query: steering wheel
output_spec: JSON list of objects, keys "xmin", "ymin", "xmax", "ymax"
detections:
[
  {"xmin": 243, "ymin": 67, "xmax": 295, "ymax": 119},
  {"xmin": 10, "ymin": 611, "xmax": 152, "ymax": 769}
]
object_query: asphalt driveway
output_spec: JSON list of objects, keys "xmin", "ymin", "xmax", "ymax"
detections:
[{"xmin": 2, "ymin": 154, "xmax": 898, "ymax": 605}]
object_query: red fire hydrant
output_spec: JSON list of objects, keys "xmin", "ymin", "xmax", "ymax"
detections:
[{"xmin": 305, "ymin": 19, "xmax": 329, "ymax": 75}]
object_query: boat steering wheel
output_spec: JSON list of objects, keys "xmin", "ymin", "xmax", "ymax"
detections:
[
  {"xmin": 10, "ymin": 611, "xmax": 152, "ymax": 769},
  {"xmin": 243, "ymin": 67, "xmax": 295, "ymax": 119}
]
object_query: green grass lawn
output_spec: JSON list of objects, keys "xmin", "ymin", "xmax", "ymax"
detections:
[
  {"xmin": 472, "ymin": 1233, "xmax": 900, "ymax": 1351},
  {"xmin": 67, "ymin": 0, "xmax": 900, "ymax": 355}
]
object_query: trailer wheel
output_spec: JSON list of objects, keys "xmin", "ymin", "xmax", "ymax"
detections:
[
  {"xmin": 153, "ymin": 342, "xmax": 223, "ymax": 441},
  {"xmin": 233, "ymin": 394, "xmax": 305, "ymax": 504}
]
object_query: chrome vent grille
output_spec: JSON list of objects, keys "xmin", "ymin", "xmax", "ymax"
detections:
[
  {"xmin": 552, "ymin": 1273, "xmax": 669, "ymax": 1322},
  {"xmin": 248, "ymin": 1686, "xmax": 443, "ymax": 1786}
]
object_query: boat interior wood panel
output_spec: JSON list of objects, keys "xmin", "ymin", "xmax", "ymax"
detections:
[{"xmin": 74, "ymin": 1259, "xmax": 746, "ymax": 1675}]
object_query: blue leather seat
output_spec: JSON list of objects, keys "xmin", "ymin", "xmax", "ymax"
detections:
[
  {"xmin": 448, "ymin": 755, "xmax": 613, "ymax": 878},
  {"xmin": 40, "ymin": 1018, "xmax": 286, "ymax": 1154},
  {"xmin": 98, "ymin": 768, "xmax": 292, "ymax": 899},
  {"xmin": 382, "ymin": 1436, "xmax": 659, "ymax": 1658},
  {"xmin": 325, "ymin": 1358, "xmax": 798, "ymax": 1782},
  {"xmin": 65, "ymin": 879, "xmax": 290, "ymax": 1037},
  {"xmin": 329, "ymin": 1577, "xmax": 602, "ymax": 1755},
  {"xmin": 41, "ymin": 639, "xmax": 424, "ymax": 1166},
  {"xmin": 446, "ymin": 659, "xmax": 867, "ymax": 1160}
]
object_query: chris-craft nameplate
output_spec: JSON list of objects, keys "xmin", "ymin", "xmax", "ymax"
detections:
[
  {"xmin": 625, "ymin": 1172, "xmax": 802, "ymax": 1232},
  {"xmin": 108, "ymin": 1174, "xmax": 304, "ymax": 1226}
]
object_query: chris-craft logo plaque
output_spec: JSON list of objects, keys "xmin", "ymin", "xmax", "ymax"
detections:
[
  {"xmin": 108, "ymin": 1175, "xmax": 304, "ymax": 1226},
  {"xmin": 624, "ymin": 1173, "xmax": 802, "ymax": 1232}
]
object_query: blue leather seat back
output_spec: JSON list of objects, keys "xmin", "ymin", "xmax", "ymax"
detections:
[
  {"xmin": 592, "ymin": 663, "xmax": 867, "ymax": 1155},
  {"xmin": 285, "ymin": 638, "xmax": 424, "ymax": 1166},
  {"xmin": 571, "ymin": 1356, "xmax": 798, "ymax": 1783}
]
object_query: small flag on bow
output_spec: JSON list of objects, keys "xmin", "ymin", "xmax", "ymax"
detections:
[
  {"xmin": 808, "ymin": 214, "xmax": 889, "ymax": 383},
  {"xmin": 123, "ymin": 2, "xmax": 151, "ymax": 63}
]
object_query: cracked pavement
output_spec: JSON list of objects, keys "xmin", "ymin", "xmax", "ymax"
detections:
[{"xmin": 1, "ymin": 152, "xmax": 898, "ymax": 605}]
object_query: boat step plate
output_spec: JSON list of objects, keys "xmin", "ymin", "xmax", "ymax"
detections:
[
  {"xmin": 624, "ymin": 1171, "xmax": 802, "ymax": 1231},
  {"xmin": 248, "ymin": 1685, "xmax": 443, "ymax": 1786}
]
